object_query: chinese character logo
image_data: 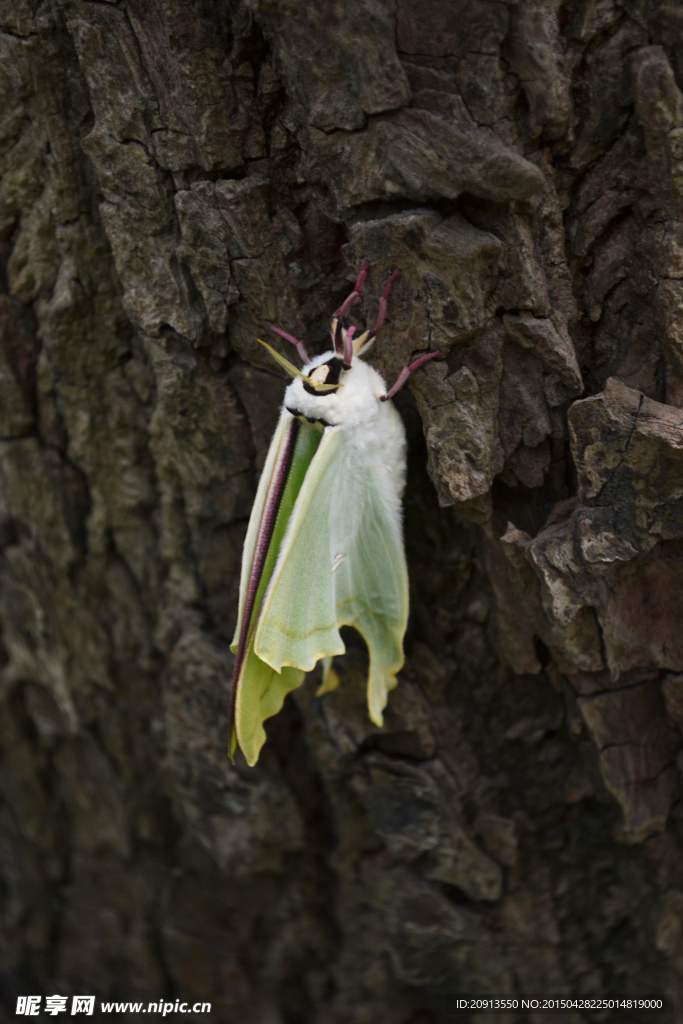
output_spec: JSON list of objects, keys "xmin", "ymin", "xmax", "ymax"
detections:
[
  {"xmin": 71, "ymin": 997, "xmax": 95, "ymax": 1016},
  {"xmin": 16, "ymin": 996, "xmax": 41, "ymax": 1016},
  {"xmin": 45, "ymin": 996, "xmax": 69, "ymax": 1015}
]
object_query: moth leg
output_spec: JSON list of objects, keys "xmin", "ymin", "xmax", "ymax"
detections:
[
  {"xmin": 342, "ymin": 324, "xmax": 355, "ymax": 369},
  {"xmin": 374, "ymin": 268, "xmax": 401, "ymax": 333},
  {"xmin": 352, "ymin": 267, "xmax": 401, "ymax": 357},
  {"xmin": 333, "ymin": 260, "xmax": 369, "ymax": 320},
  {"xmin": 332, "ymin": 261, "xmax": 402, "ymax": 360},
  {"xmin": 269, "ymin": 324, "xmax": 309, "ymax": 364},
  {"xmin": 331, "ymin": 260, "xmax": 368, "ymax": 356},
  {"xmin": 381, "ymin": 350, "xmax": 443, "ymax": 402}
]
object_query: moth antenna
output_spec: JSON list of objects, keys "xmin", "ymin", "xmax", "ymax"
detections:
[
  {"xmin": 269, "ymin": 324, "xmax": 309, "ymax": 364},
  {"xmin": 375, "ymin": 269, "xmax": 401, "ymax": 334},
  {"xmin": 257, "ymin": 339, "xmax": 340, "ymax": 391},
  {"xmin": 333, "ymin": 317, "xmax": 344, "ymax": 357},
  {"xmin": 334, "ymin": 260, "xmax": 369, "ymax": 319},
  {"xmin": 381, "ymin": 350, "xmax": 442, "ymax": 402},
  {"xmin": 352, "ymin": 329, "xmax": 373, "ymax": 357},
  {"xmin": 343, "ymin": 325, "xmax": 355, "ymax": 369}
]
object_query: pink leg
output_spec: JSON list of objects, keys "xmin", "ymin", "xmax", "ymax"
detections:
[
  {"xmin": 334, "ymin": 260, "xmax": 369, "ymax": 319},
  {"xmin": 375, "ymin": 269, "xmax": 401, "ymax": 333},
  {"xmin": 381, "ymin": 351, "xmax": 442, "ymax": 402},
  {"xmin": 269, "ymin": 324, "xmax": 309, "ymax": 364},
  {"xmin": 343, "ymin": 325, "xmax": 355, "ymax": 368},
  {"xmin": 332, "ymin": 261, "xmax": 401, "ymax": 362}
]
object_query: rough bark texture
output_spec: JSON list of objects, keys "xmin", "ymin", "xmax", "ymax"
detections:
[{"xmin": 3, "ymin": 0, "xmax": 683, "ymax": 1021}]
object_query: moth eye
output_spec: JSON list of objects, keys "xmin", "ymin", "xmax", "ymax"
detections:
[
  {"xmin": 309, "ymin": 365, "xmax": 330, "ymax": 385},
  {"xmin": 303, "ymin": 355, "xmax": 343, "ymax": 397}
]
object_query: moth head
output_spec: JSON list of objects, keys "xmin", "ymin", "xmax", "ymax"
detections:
[{"xmin": 257, "ymin": 339, "xmax": 341, "ymax": 394}]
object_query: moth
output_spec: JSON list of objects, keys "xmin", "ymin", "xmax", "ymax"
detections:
[{"xmin": 230, "ymin": 262, "xmax": 440, "ymax": 765}]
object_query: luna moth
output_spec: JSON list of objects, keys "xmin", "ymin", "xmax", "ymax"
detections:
[{"xmin": 230, "ymin": 261, "xmax": 441, "ymax": 765}]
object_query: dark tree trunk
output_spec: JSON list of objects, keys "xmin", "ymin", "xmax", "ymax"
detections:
[{"xmin": 2, "ymin": 0, "xmax": 683, "ymax": 1021}]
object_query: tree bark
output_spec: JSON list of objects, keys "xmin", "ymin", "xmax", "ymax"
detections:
[{"xmin": 2, "ymin": 0, "xmax": 683, "ymax": 1020}]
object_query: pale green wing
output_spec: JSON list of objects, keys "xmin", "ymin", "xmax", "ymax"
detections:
[
  {"xmin": 230, "ymin": 409, "xmax": 292, "ymax": 650},
  {"xmin": 255, "ymin": 427, "xmax": 408, "ymax": 725},
  {"xmin": 327, "ymin": 463, "xmax": 408, "ymax": 725},
  {"xmin": 231, "ymin": 418, "xmax": 322, "ymax": 766},
  {"xmin": 254, "ymin": 428, "xmax": 347, "ymax": 671},
  {"xmin": 233, "ymin": 646, "xmax": 304, "ymax": 766}
]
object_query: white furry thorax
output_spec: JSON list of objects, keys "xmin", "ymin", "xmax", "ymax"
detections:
[
  {"xmin": 284, "ymin": 351, "xmax": 387, "ymax": 429},
  {"xmin": 282, "ymin": 350, "xmax": 407, "ymax": 498}
]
